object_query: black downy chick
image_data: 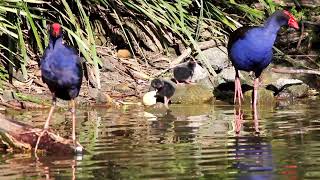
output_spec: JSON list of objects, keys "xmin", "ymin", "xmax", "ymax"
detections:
[
  {"xmin": 173, "ymin": 58, "xmax": 196, "ymax": 84},
  {"xmin": 151, "ymin": 79, "xmax": 176, "ymax": 109}
]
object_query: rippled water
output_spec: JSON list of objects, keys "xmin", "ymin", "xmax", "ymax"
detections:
[{"xmin": 2, "ymin": 99, "xmax": 320, "ymax": 179}]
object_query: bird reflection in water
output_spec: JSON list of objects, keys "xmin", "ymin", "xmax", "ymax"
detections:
[
  {"xmin": 33, "ymin": 155, "xmax": 78, "ymax": 179},
  {"xmin": 232, "ymin": 135, "xmax": 274, "ymax": 179},
  {"xmin": 232, "ymin": 104, "xmax": 274, "ymax": 179},
  {"xmin": 234, "ymin": 104, "xmax": 260, "ymax": 134}
]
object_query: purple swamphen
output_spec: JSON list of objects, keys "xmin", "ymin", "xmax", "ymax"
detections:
[
  {"xmin": 35, "ymin": 23, "xmax": 83, "ymax": 152},
  {"xmin": 173, "ymin": 58, "xmax": 196, "ymax": 84},
  {"xmin": 151, "ymin": 79, "xmax": 176, "ymax": 109},
  {"xmin": 228, "ymin": 10, "xmax": 299, "ymax": 109}
]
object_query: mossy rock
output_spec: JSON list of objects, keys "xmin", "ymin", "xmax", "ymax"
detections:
[
  {"xmin": 243, "ymin": 88, "xmax": 275, "ymax": 107},
  {"xmin": 285, "ymin": 84, "xmax": 309, "ymax": 98},
  {"xmin": 171, "ymin": 84, "xmax": 214, "ymax": 104}
]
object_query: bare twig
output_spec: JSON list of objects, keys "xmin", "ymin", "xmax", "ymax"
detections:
[
  {"xmin": 286, "ymin": 55, "xmax": 319, "ymax": 57},
  {"xmin": 296, "ymin": 22, "xmax": 304, "ymax": 49},
  {"xmin": 272, "ymin": 67, "xmax": 320, "ymax": 76},
  {"xmin": 0, "ymin": 101, "xmax": 22, "ymax": 110}
]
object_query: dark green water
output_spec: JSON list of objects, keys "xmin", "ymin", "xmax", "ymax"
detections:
[{"xmin": 1, "ymin": 99, "xmax": 320, "ymax": 179}]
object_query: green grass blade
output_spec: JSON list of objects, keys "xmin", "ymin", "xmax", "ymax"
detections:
[
  {"xmin": 22, "ymin": 1, "xmax": 43, "ymax": 54},
  {"xmin": 16, "ymin": 19, "xmax": 28, "ymax": 80}
]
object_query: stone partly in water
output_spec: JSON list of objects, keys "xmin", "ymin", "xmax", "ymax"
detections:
[
  {"xmin": 277, "ymin": 84, "xmax": 310, "ymax": 99},
  {"xmin": 170, "ymin": 84, "xmax": 214, "ymax": 104},
  {"xmin": 243, "ymin": 88, "xmax": 276, "ymax": 107}
]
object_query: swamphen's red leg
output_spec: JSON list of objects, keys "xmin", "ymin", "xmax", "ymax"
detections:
[
  {"xmin": 234, "ymin": 70, "xmax": 243, "ymax": 105},
  {"xmin": 35, "ymin": 96, "xmax": 56, "ymax": 152},
  {"xmin": 71, "ymin": 99, "xmax": 76, "ymax": 144},
  {"xmin": 253, "ymin": 77, "xmax": 260, "ymax": 133},
  {"xmin": 252, "ymin": 78, "xmax": 259, "ymax": 110}
]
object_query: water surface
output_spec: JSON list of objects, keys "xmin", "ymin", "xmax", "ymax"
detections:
[{"xmin": 1, "ymin": 99, "xmax": 320, "ymax": 179}]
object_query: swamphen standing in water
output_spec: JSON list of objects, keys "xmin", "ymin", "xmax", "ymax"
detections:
[
  {"xmin": 228, "ymin": 10, "xmax": 299, "ymax": 109},
  {"xmin": 173, "ymin": 58, "xmax": 196, "ymax": 84},
  {"xmin": 151, "ymin": 79, "xmax": 176, "ymax": 109},
  {"xmin": 35, "ymin": 23, "xmax": 83, "ymax": 152}
]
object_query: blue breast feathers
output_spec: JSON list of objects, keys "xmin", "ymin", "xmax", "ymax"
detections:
[
  {"xmin": 229, "ymin": 28, "xmax": 277, "ymax": 75},
  {"xmin": 40, "ymin": 42, "xmax": 82, "ymax": 100}
]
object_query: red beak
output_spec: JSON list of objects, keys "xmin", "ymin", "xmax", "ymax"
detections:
[{"xmin": 288, "ymin": 18, "xmax": 299, "ymax": 30}]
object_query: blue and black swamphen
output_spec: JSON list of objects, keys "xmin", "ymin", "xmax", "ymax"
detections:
[
  {"xmin": 35, "ymin": 23, "xmax": 83, "ymax": 152},
  {"xmin": 228, "ymin": 10, "xmax": 299, "ymax": 109}
]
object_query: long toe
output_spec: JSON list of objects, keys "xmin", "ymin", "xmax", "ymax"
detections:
[
  {"xmin": 234, "ymin": 79, "xmax": 243, "ymax": 105},
  {"xmin": 34, "ymin": 129, "xmax": 48, "ymax": 153}
]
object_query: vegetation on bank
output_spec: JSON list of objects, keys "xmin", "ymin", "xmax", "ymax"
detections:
[{"xmin": 0, "ymin": 0, "xmax": 317, "ymax": 96}]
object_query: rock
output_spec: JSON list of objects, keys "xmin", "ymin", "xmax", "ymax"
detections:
[
  {"xmin": 197, "ymin": 77, "xmax": 215, "ymax": 90},
  {"xmin": 191, "ymin": 64, "xmax": 214, "ymax": 89},
  {"xmin": 243, "ymin": 88, "xmax": 276, "ymax": 107},
  {"xmin": 218, "ymin": 66, "xmax": 237, "ymax": 83},
  {"xmin": 260, "ymin": 66, "xmax": 293, "ymax": 86},
  {"xmin": 277, "ymin": 84, "xmax": 309, "ymax": 99},
  {"xmin": 170, "ymin": 84, "xmax": 214, "ymax": 104},
  {"xmin": 270, "ymin": 78, "xmax": 303, "ymax": 91},
  {"xmin": 195, "ymin": 46, "xmax": 229, "ymax": 71},
  {"xmin": 216, "ymin": 67, "xmax": 253, "ymax": 86},
  {"xmin": 191, "ymin": 64, "xmax": 208, "ymax": 82}
]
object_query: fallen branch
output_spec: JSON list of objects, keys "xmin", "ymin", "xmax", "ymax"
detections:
[
  {"xmin": 0, "ymin": 113, "xmax": 84, "ymax": 154},
  {"xmin": 0, "ymin": 101, "xmax": 22, "ymax": 110},
  {"xmin": 272, "ymin": 67, "xmax": 320, "ymax": 76}
]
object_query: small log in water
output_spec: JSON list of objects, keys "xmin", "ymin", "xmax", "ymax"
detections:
[{"xmin": 0, "ymin": 114, "xmax": 83, "ymax": 154}]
